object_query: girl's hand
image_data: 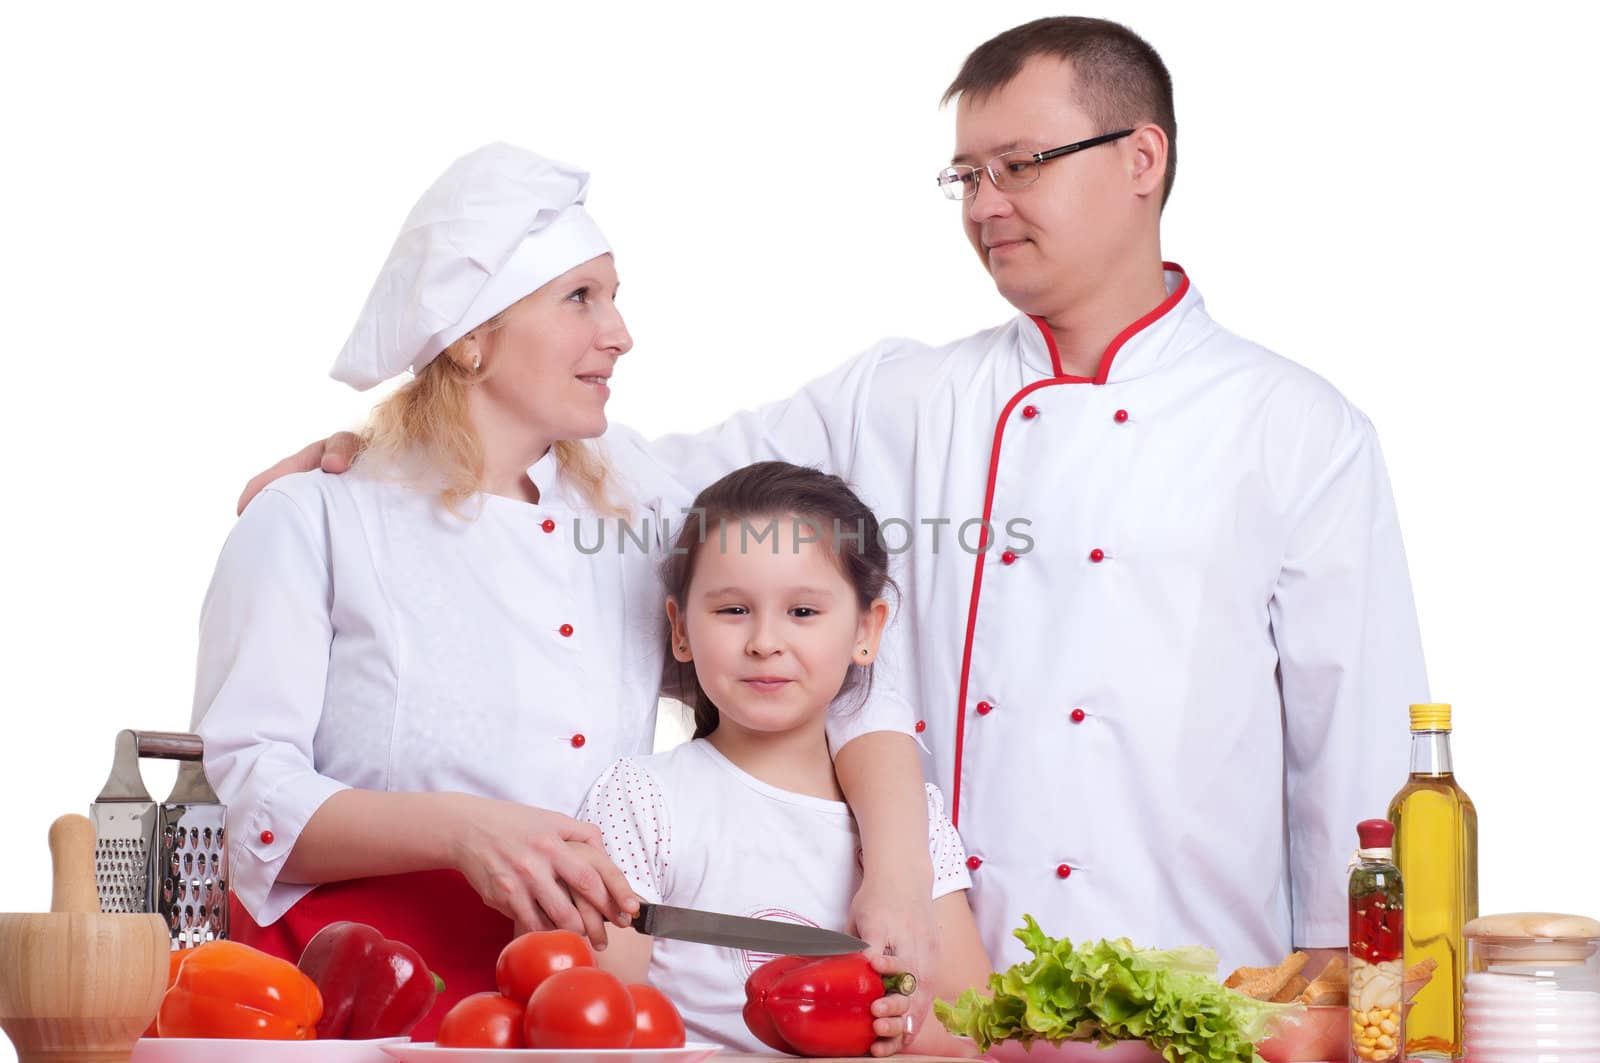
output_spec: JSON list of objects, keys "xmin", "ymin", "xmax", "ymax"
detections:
[
  {"xmin": 853, "ymin": 882, "xmax": 939, "ymax": 1056},
  {"xmin": 449, "ymin": 796, "xmax": 640, "ymax": 950},
  {"xmin": 870, "ymin": 949, "xmax": 983, "ymax": 1058},
  {"xmin": 835, "ymin": 730, "xmax": 938, "ymax": 1050},
  {"xmin": 868, "ymin": 948, "xmax": 916, "ymax": 1056}
]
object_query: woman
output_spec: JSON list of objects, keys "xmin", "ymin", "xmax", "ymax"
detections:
[{"xmin": 194, "ymin": 144, "xmax": 933, "ymax": 1041}]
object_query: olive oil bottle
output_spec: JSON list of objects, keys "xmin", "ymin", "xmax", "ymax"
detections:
[{"xmin": 1388, "ymin": 703, "xmax": 1478, "ymax": 1059}]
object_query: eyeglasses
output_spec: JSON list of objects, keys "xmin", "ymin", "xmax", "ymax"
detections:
[{"xmin": 936, "ymin": 129, "xmax": 1136, "ymax": 200}]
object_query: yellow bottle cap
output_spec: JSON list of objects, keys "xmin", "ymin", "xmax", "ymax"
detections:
[{"xmin": 1409, "ymin": 703, "xmax": 1453, "ymax": 731}]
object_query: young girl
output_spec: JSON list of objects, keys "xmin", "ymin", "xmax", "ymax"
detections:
[{"xmin": 581, "ymin": 461, "xmax": 991, "ymax": 1055}]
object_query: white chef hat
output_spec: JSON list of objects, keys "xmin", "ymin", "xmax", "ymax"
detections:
[{"xmin": 330, "ymin": 143, "xmax": 611, "ymax": 390}]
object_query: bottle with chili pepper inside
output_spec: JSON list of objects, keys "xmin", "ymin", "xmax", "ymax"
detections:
[{"xmin": 1349, "ymin": 819, "xmax": 1404, "ymax": 1063}]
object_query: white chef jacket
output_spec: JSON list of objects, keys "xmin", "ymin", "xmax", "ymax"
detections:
[
  {"xmin": 578, "ymin": 740, "xmax": 971, "ymax": 1050},
  {"xmin": 193, "ymin": 427, "xmax": 686, "ymax": 925},
  {"xmin": 649, "ymin": 265, "xmax": 1428, "ymax": 975}
]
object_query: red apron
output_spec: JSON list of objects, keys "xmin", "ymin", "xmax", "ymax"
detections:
[{"xmin": 230, "ymin": 870, "xmax": 513, "ymax": 1042}]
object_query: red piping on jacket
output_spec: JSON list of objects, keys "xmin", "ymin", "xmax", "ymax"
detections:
[{"xmin": 948, "ymin": 263, "xmax": 1190, "ymax": 827}]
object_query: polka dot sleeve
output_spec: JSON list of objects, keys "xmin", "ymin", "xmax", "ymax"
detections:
[
  {"xmin": 578, "ymin": 758, "xmax": 672, "ymax": 904},
  {"xmin": 925, "ymin": 783, "xmax": 972, "ymax": 899}
]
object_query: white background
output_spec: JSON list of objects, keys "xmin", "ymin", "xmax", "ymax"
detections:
[{"xmin": 1, "ymin": 0, "xmax": 1596, "ymax": 1032}]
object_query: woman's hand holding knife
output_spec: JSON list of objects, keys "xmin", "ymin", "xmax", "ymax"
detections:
[{"xmin": 450, "ymin": 797, "xmax": 639, "ymax": 950}]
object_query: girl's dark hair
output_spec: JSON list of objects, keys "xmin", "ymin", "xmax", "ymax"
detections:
[{"xmin": 663, "ymin": 461, "xmax": 895, "ymax": 739}]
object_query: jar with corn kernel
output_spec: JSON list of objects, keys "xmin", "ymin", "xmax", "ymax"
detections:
[{"xmin": 1350, "ymin": 818, "xmax": 1404, "ymax": 1062}]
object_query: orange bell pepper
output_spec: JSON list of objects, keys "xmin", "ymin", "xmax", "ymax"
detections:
[
  {"xmin": 157, "ymin": 940, "xmax": 324, "ymax": 1040},
  {"xmin": 143, "ymin": 950, "xmax": 189, "ymax": 1038}
]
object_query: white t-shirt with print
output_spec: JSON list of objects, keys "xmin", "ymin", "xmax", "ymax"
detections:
[{"xmin": 578, "ymin": 738, "xmax": 971, "ymax": 1051}]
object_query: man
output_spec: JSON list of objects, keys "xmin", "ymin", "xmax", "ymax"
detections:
[{"xmin": 247, "ymin": 17, "xmax": 1423, "ymax": 982}]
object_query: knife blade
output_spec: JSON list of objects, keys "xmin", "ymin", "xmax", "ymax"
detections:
[{"xmin": 633, "ymin": 902, "xmax": 868, "ymax": 955}]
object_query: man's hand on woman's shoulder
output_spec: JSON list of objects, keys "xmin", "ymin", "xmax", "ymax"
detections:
[{"xmin": 237, "ymin": 431, "xmax": 362, "ymax": 515}]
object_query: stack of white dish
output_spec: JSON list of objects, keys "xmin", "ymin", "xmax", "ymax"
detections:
[
  {"xmin": 1464, "ymin": 912, "xmax": 1600, "ymax": 1063},
  {"xmin": 1465, "ymin": 970, "xmax": 1600, "ymax": 1062}
]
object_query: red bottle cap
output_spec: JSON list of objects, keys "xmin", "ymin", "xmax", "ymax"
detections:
[{"xmin": 1357, "ymin": 819, "xmax": 1395, "ymax": 847}]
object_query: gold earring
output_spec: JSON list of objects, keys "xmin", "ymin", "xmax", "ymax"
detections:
[{"xmin": 858, "ymin": 648, "xmax": 869, "ymax": 657}]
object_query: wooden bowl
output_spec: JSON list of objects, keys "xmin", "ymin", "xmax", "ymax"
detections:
[{"xmin": 0, "ymin": 910, "xmax": 170, "ymax": 1063}]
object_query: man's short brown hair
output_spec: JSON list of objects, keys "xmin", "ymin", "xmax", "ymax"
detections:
[{"xmin": 943, "ymin": 17, "xmax": 1177, "ymax": 205}]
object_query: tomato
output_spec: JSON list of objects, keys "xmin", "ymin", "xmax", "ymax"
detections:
[
  {"xmin": 627, "ymin": 983, "xmax": 687, "ymax": 1048},
  {"xmin": 434, "ymin": 992, "xmax": 526, "ymax": 1049},
  {"xmin": 523, "ymin": 967, "xmax": 636, "ymax": 1049},
  {"xmin": 495, "ymin": 929, "xmax": 596, "ymax": 1005}
]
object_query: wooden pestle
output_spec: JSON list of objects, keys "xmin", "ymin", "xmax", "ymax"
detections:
[
  {"xmin": 47, "ymin": 816, "xmax": 100, "ymax": 916},
  {"xmin": 0, "ymin": 814, "xmax": 170, "ymax": 1063}
]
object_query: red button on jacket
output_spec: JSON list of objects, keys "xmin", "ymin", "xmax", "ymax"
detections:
[
  {"xmin": 914, "ymin": 720, "xmax": 926, "ymax": 733},
  {"xmin": 1057, "ymin": 863, "xmax": 1073, "ymax": 879},
  {"xmin": 259, "ymin": 830, "xmax": 275, "ymax": 846},
  {"xmin": 1089, "ymin": 548, "xmax": 1106, "ymax": 563},
  {"xmin": 1000, "ymin": 550, "xmax": 1018, "ymax": 565},
  {"xmin": 1022, "ymin": 405, "xmax": 1039, "ymax": 420},
  {"xmin": 1070, "ymin": 708, "xmax": 1087, "ymax": 723},
  {"xmin": 541, "ymin": 519, "xmax": 556, "ymax": 533},
  {"xmin": 1114, "ymin": 409, "xmax": 1130, "ymax": 424},
  {"xmin": 967, "ymin": 856, "xmax": 982, "ymax": 871},
  {"xmin": 559, "ymin": 624, "xmax": 574, "ymax": 637},
  {"xmin": 976, "ymin": 701, "xmax": 994, "ymax": 716},
  {"xmin": 570, "ymin": 734, "xmax": 586, "ymax": 749}
]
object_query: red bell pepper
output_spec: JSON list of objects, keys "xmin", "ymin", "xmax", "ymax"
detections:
[
  {"xmin": 743, "ymin": 953, "xmax": 916, "ymax": 1057},
  {"xmin": 297, "ymin": 921, "xmax": 444, "ymax": 1040},
  {"xmin": 744, "ymin": 955, "xmax": 814, "ymax": 1052}
]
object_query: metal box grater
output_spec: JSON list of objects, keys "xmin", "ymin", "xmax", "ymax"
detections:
[{"xmin": 89, "ymin": 729, "xmax": 229, "ymax": 948}]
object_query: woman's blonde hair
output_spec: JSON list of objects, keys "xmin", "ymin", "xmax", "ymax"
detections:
[{"xmin": 359, "ymin": 303, "xmax": 621, "ymax": 516}]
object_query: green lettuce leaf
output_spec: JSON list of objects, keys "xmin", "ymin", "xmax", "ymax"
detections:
[{"xmin": 934, "ymin": 915, "xmax": 1297, "ymax": 1063}]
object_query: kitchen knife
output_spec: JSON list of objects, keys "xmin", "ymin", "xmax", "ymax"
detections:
[{"xmin": 633, "ymin": 902, "xmax": 868, "ymax": 955}]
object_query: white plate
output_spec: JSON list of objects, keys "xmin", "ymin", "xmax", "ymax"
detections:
[
  {"xmin": 982, "ymin": 1040, "xmax": 1164, "ymax": 1063},
  {"xmin": 133, "ymin": 1037, "xmax": 410, "ymax": 1063},
  {"xmin": 380, "ymin": 1043, "xmax": 721, "ymax": 1063}
]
